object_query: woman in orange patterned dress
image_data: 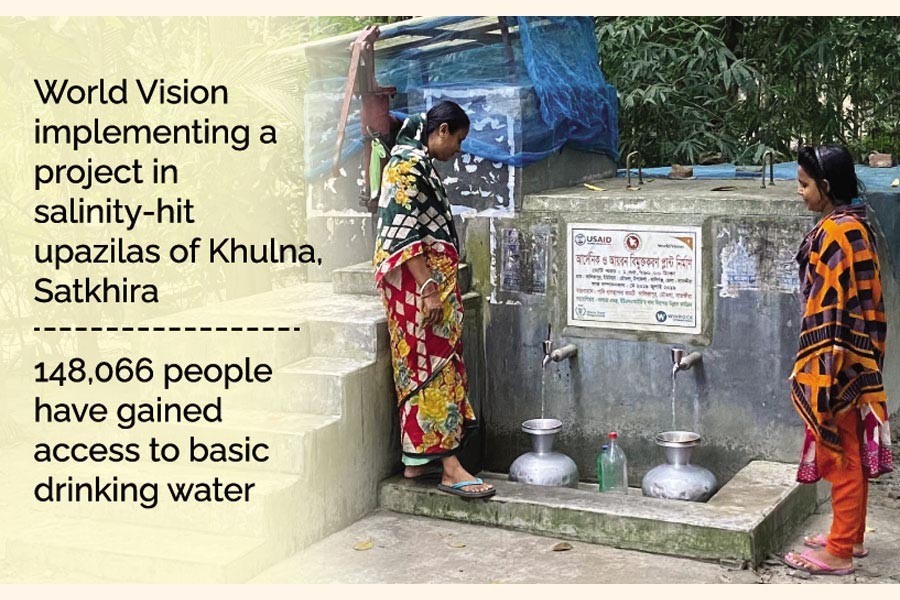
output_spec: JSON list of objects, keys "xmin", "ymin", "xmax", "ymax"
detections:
[
  {"xmin": 373, "ymin": 101, "xmax": 494, "ymax": 499},
  {"xmin": 782, "ymin": 145, "xmax": 892, "ymax": 575}
]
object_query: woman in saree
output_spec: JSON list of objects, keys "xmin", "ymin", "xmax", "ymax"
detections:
[
  {"xmin": 373, "ymin": 100, "xmax": 494, "ymax": 499},
  {"xmin": 782, "ymin": 145, "xmax": 892, "ymax": 575}
]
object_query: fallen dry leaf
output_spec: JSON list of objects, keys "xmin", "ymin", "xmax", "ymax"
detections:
[
  {"xmin": 353, "ymin": 540, "xmax": 375, "ymax": 551},
  {"xmin": 865, "ymin": 527, "xmax": 876, "ymax": 533},
  {"xmin": 447, "ymin": 541, "xmax": 467, "ymax": 548},
  {"xmin": 891, "ymin": 178, "xmax": 899, "ymax": 187},
  {"xmin": 583, "ymin": 183, "xmax": 606, "ymax": 192},
  {"xmin": 552, "ymin": 542, "xmax": 573, "ymax": 552}
]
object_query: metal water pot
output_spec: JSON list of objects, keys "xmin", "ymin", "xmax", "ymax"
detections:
[
  {"xmin": 509, "ymin": 419, "xmax": 579, "ymax": 488},
  {"xmin": 641, "ymin": 431, "xmax": 717, "ymax": 502}
]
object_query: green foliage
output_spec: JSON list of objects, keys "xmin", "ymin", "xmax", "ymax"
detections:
[
  {"xmin": 597, "ymin": 17, "xmax": 900, "ymax": 166},
  {"xmin": 298, "ymin": 17, "xmax": 410, "ymax": 44}
]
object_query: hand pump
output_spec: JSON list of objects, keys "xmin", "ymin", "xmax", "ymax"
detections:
[{"xmin": 331, "ymin": 25, "xmax": 398, "ymax": 214}]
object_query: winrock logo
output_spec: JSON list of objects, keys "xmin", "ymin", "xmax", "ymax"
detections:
[
  {"xmin": 655, "ymin": 311, "xmax": 668, "ymax": 323},
  {"xmin": 574, "ymin": 233, "xmax": 612, "ymax": 246}
]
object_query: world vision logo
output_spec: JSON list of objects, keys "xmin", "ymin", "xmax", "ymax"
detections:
[
  {"xmin": 675, "ymin": 236, "xmax": 694, "ymax": 250},
  {"xmin": 574, "ymin": 233, "xmax": 612, "ymax": 246}
]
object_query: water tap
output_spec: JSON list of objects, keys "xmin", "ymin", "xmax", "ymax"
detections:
[
  {"xmin": 542, "ymin": 324, "xmax": 578, "ymax": 368},
  {"xmin": 671, "ymin": 347, "xmax": 702, "ymax": 378},
  {"xmin": 542, "ymin": 338, "xmax": 554, "ymax": 369}
]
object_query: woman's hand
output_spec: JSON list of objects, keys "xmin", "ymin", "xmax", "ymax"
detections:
[{"xmin": 421, "ymin": 287, "xmax": 443, "ymax": 327}]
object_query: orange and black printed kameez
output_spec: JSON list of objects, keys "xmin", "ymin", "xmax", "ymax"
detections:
[{"xmin": 791, "ymin": 203, "xmax": 892, "ymax": 479}]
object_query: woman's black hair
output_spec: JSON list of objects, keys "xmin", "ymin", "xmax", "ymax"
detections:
[
  {"xmin": 797, "ymin": 145, "xmax": 864, "ymax": 206},
  {"xmin": 425, "ymin": 100, "xmax": 470, "ymax": 136}
]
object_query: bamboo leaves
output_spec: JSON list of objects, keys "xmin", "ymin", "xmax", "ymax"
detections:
[{"xmin": 595, "ymin": 16, "xmax": 900, "ymax": 165}]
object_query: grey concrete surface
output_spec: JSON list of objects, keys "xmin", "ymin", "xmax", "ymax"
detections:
[
  {"xmin": 378, "ymin": 461, "xmax": 817, "ymax": 566},
  {"xmin": 252, "ymin": 496, "xmax": 899, "ymax": 584},
  {"xmin": 253, "ymin": 447, "xmax": 900, "ymax": 584},
  {"xmin": 251, "ymin": 508, "xmax": 727, "ymax": 584}
]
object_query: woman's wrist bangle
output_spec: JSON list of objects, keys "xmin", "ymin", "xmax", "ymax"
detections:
[{"xmin": 416, "ymin": 277, "xmax": 438, "ymax": 295}]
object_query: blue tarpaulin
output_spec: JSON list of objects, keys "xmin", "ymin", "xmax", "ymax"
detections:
[{"xmin": 304, "ymin": 17, "xmax": 618, "ymax": 179}]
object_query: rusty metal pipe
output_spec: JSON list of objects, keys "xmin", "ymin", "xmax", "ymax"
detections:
[
  {"xmin": 761, "ymin": 150, "xmax": 775, "ymax": 188},
  {"xmin": 626, "ymin": 151, "xmax": 643, "ymax": 188}
]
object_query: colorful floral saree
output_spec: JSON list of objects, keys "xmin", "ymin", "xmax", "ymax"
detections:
[
  {"xmin": 373, "ymin": 114, "xmax": 475, "ymax": 461},
  {"xmin": 791, "ymin": 204, "xmax": 892, "ymax": 479}
]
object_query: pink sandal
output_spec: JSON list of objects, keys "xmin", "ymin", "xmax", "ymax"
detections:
[
  {"xmin": 803, "ymin": 533, "xmax": 869, "ymax": 558},
  {"xmin": 781, "ymin": 551, "xmax": 855, "ymax": 576}
]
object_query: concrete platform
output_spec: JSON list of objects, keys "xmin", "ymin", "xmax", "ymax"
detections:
[
  {"xmin": 522, "ymin": 177, "xmax": 808, "ymax": 215},
  {"xmin": 252, "ymin": 508, "xmax": 728, "ymax": 584},
  {"xmin": 379, "ymin": 461, "xmax": 817, "ymax": 566},
  {"xmin": 251, "ymin": 496, "xmax": 900, "ymax": 584}
]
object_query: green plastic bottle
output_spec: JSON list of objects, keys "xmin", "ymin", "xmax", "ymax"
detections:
[
  {"xmin": 596, "ymin": 444, "xmax": 608, "ymax": 491},
  {"xmin": 599, "ymin": 432, "xmax": 628, "ymax": 494}
]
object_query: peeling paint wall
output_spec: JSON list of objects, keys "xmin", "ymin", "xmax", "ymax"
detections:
[{"xmin": 716, "ymin": 221, "xmax": 805, "ymax": 298}]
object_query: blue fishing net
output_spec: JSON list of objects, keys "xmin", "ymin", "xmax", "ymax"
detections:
[{"xmin": 304, "ymin": 17, "xmax": 618, "ymax": 179}]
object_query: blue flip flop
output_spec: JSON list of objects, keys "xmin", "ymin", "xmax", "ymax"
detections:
[{"xmin": 437, "ymin": 477, "xmax": 496, "ymax": 499}]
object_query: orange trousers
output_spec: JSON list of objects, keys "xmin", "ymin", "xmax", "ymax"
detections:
[{"xmin": 818, "ymin": 410, "xmax": 869, "ymax": 558}]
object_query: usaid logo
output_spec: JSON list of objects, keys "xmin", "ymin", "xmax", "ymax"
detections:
[{"xmin": 574, "ymin": 233, "xmax": 613, "ymax": 246}]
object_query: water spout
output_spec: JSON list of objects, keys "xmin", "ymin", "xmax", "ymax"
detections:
[
  {"xmin": 542, "ymin": 325, "xmax": 577, "ymax": 368},
  {"xmin": 671, "ymin": 347, "xmax": 702, "ymax": 378},
  {"xmin": 549, "ymin": 344, "xmax": 578, "ymax": 363},
  {"xmin": 542, "ymin": 324, "xmax": 553, "ymax": 369}
]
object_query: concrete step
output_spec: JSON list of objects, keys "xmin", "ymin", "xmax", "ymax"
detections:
[
  {"xmin": 379, "ymin": 461, "xmax": 817, "ymax": 567},
  {"xmin": 307, "ymin": 212, "xmax": 375, "ymax": 282},
  {"xmin": 7, "ymin": 518, "xmax": 273, "ymax": 583},
  {"xmin": 134, "ymin": 409, "xmax": 340, "ymax": 475},
  {"xmin": 266, "ymin": 356, "xmax": 376, "ymax": 414},
  {"xmin": 134, "ymin": 283, "xmax": 387, "ymax": 367},
  {"xmin": 305, "ymin": 317, "xmax": 387, "ymax": 361},
  {"xmin": 16, "ymin": 280, "xmax": 400, "ymax": 582},
  {"xmin": 331, "ymin": 261, "xmax": 379, "ymax": 295},
  {"xmin": 189, "ymin": 355, "xmax": 378, "ymax": 415},
  {"xmin": 332, "ymin": 261, "xmax": 472, "ymax": 296}
]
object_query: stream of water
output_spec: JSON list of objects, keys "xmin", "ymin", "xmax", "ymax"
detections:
[
  {"xmin": 671, "ymin": 375, "xmax": 678, "ymax": 430},
  {"xmin": 541, "ymin": 367, "xmax": 548, "ymax": 420}
]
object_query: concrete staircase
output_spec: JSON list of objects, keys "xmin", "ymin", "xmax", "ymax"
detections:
[{"xmin": 7, "ymin": 272, "xmax": 404, "ymax": 582}]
